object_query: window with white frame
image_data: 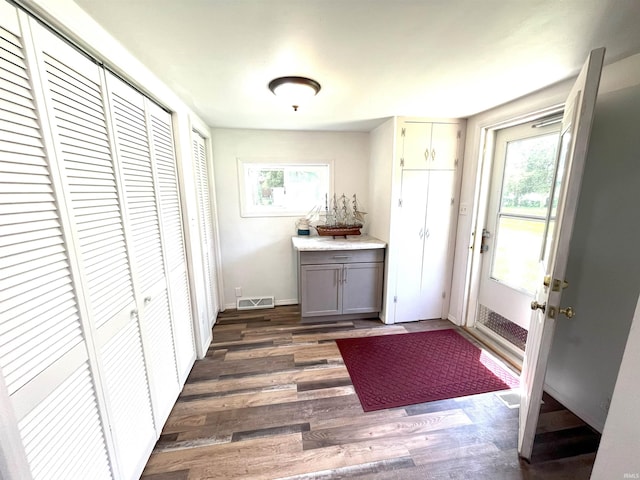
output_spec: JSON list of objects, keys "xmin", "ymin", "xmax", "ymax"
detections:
[{"xmin": 238, "ymin": 159, "xmax": 332, "ymax": 217}]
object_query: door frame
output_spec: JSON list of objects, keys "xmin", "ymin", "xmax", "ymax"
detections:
[{"xmin": 462, "ymin": 106, "xmax": 565, "ymax": 364}]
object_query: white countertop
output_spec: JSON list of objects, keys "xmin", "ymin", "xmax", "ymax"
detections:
[{"xmin": 291, "ymin": 234, "xmax": 386, "ymax": 251}]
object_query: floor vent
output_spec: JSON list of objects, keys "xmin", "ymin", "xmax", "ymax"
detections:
[{"xmin": 236, "ymin": 296, "xmax": 275, "ymax": 310}]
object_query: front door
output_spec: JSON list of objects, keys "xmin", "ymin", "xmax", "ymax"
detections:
[
  {"xmin": 518, "ymin": 47, "xmax": 605, "ymax": 460},
  {"xmin": 477, "ymin": 120, "xmax": 560, "ymax": 349}
]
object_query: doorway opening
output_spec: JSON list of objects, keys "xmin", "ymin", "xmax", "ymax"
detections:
[{"xmin": 468, "ymin": 116, "xmax": 562, "ymax": 364}]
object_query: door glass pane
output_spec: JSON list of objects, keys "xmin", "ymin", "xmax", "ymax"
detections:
[
  {"xmin": 542, "ymin": 131, "xmax": 571, "ymax": 267},
  {"xmin": 491, "ymin": 132, "xmax": 559, "ymax": 294},
  {"xmin": 492, "ymin": 216, "xmax": 546, "ymax": 294}
]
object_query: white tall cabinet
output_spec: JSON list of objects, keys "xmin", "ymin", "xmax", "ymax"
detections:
[
  {"xmin": 369, "ymin": 118, "xmax": 464, "ymax": 324},
  {"xmin": 0, "ymin": 3, "xmax": 197, "ymax": 479}
]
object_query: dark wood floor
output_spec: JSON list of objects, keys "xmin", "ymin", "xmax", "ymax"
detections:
[{"xmin": 141, "ymin": 306, "xmax": 599, "ymax": 479}]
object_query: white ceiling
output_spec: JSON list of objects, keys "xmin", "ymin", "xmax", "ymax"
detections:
[{"xmin": 73, "ymin": 0, "xmax": 640, "ymax": 131}]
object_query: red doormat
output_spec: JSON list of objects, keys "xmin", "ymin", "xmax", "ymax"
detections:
[{"xmin": 336, "ymin": 329, "xmax": 519, "ymax": 412}]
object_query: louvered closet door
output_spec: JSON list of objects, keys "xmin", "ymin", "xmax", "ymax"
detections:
[
  {"xmin": 0, "ymin": 4, "xmax": 112, "ymax": 479},
  {"xmin": 147, "ymin": 101, "xmax": 194, "ymax": 379},
  {"xmin": 28, "ymin": 21, "xmax": 155, "ymax": 479},
  {"xmin": 105, "ymin": 72, "xmax": 180, "ymax": 426},
  {"xmin": 192, "ymin": 131, "xmax": 218, "ymax": 330}
]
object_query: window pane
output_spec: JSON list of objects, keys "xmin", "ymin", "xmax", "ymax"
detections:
[
  {"xmin": 500, "ymin": 133, "xmax": 559, "ymax": 217},
  {"xmin": 491, "ymin": 216, "xmax": 545, "ymax": 294},
  {"xmin": 240, "ymin": 162, "xmax": 330, "ymax": 217}
]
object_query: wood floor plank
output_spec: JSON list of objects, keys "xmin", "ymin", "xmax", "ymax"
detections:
[{"xmin": 142, "ymin": 306, "xmax": 599, "ymax": 480}]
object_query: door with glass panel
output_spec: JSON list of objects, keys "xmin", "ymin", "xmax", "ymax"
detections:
[{"xmin": 476, "ymin": 120, "xmax": 560, "ymax": 351}]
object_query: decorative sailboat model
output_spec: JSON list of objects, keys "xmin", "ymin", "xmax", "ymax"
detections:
[{"xmin": 314, "ymin": 194, "xmax": 367, "ymax": 237}]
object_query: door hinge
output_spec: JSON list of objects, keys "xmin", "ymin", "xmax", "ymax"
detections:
[
  {"xmin": 393, "ymin": 295, "xmax": 398, "ymax": 303},
  {"xmin": 400, "ymin": 158, "xmax": 405, "ymax": 167},
  {"xmin": 398, "ymin": 198, "xmax": 403, "ymax": 207},
  {"xmin": 401, "ymin": 128, "xmax": 406, "ymax": 136}
]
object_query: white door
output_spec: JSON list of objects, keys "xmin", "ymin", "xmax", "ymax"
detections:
[
  {"xmin": 394, "ymin": 169, "xmax": 455, "ymax": 322},
  {"xmin": 518, "ymin": 48, "xmax": 605, "ymax": 460},
  {"xmin": 478, "ymin": 121, "xmax": 560, "ymax": 334}
]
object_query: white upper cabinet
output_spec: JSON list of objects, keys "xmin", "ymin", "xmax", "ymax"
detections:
[{"xmin": 401, "ymin": 121, "xmax": 460, "ymax": 170}]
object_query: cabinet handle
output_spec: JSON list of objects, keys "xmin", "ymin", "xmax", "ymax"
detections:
[
  {"xmin": 425, "ymin": 228, "xmax": 430, "ymax": 239},
  {"xmin": 424, "ymin": 148, "xmax": 430, "ymax": 161},
  {"xmin": 419, "ymin": 228, "xmax": 424, "ymax": 239},
  {"xmin": 432, "ymin": 148, "xmax": 436, "ymax": 161},
  {"xmin": 335, "ymin": 269, "xmax": 340, "ymax": 286},
  {"xmin": 333, "ymin": 255, "xmax": 351, "ymax": 259},
  {"xmin": 343, "ymin": 268, "xmax": 348, "ymax": 284}
]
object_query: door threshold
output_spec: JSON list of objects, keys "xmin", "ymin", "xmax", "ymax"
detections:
[{"xmin": 464, "ymin": 324, "xmax": 524, "ymax": 373}]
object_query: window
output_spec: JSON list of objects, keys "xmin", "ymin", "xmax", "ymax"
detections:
[{"xmin": 238, "ymin": 159, "xmax": 332, "ymax": 217}]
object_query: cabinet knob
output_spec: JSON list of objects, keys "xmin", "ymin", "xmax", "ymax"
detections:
[
  {"xmin": 424, "ymin": 149, "xmax": 430, "ymax": 161},
  {"xmin": 431, "ymin": 148, "xmax": 436, "ymax": 161}
]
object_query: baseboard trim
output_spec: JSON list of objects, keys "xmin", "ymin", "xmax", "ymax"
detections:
[{"xmin": 225, "ymin": 298, "xmax": 298, "ymax": 310}]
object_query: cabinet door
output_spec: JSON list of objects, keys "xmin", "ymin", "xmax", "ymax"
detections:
[
  {"xmin": 401, "ymin": 122, "xmax": 432, "ymax": 169},
  {"xmin": 429, "ymin": 123, "xmax": 460, "ymax": 170},
  {"xmin": 421, "ymin": 170, "xmax": 456, "ymax": 319},
  {"xmin": 394, "ymin": 170, "xmax": 429, "ymax": 322},
  {"xmin": 342, "ymin": 262, "xmax": 384, "ymax": 314},
  {"xmin": 300, "ymin": 264, "xmax": 342, "ymax": 317}
]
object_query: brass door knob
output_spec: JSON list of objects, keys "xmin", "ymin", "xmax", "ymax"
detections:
[
  {"xmin": 559, "ymin": 306, "xmax": 575, "ymax": 318},
  {"xmin": 530, "ymin": 301, "xmax": 546, "ymax": 312}
]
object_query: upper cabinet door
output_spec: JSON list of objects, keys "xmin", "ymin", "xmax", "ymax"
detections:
[
  {"xmin": 430, "ymin": 123, "xmax": 460, "ymax": 170},
  {"xmin": 401, "ymin": 122, "xmax": 432, "ymax": 169}
]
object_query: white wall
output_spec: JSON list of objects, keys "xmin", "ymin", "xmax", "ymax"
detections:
[
  {"xmin": 591, "ymin": 292, "xmax": 640, "ymax": 478},
  {"xmin": 211, "ymin": 128, "xmax": 370, "ymax": 308},
  {"xmin": 368, "ymin": 118, "xmax": 396, "ymax": 323},
  {"xmin": 544, "ymin": 81, "xmax": 640, "ymax": 431}
]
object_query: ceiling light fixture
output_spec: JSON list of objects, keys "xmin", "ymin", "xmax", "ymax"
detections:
[{"xmin": 268, "ymin": 76, "xmax": 321, "ymax": 111}]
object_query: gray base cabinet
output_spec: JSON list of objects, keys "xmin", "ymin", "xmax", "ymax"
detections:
[{"xmin": 299, "ymin": 249, "xmax": 384, "ymax": 318}]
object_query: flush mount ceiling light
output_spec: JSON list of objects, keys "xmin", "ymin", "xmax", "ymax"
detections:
[{"xmin": 268, "ymin": 76, "xmax": 321, "ymax": 111}]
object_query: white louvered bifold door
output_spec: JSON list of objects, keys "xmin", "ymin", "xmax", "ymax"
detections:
[
  {"xmin": 105, "ymin": 72, "xmax": 180, "ymax": 428},
  {"xmin": 192, "ymin": 131, "xmax": 218, "ymax": 335},
  {"xmin": 28, "ymin": 21, "xmax": 155, "ymax": 479},
  {"xmin": 147, "ymin": 101, "xmax": 195, "ymax": 381},
  {"xmin": 0, "ymin": 4, "xmax": 112, "ymax": 479}
]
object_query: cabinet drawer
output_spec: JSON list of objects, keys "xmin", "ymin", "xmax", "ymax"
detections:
[{"xmin": 300, "ymin": 249, "xmax": 384, "ymax": 265}]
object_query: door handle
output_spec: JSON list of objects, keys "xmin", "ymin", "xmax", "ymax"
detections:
[
  {"xmin": 559, "ymin": 306, "xmax": 575, "ymax": 318},
  {"xmin": 530, "ymin": 301, "xmax": 546, "ymax": 313}
]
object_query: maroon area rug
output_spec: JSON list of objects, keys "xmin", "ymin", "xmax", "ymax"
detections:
[{"xmin": 336, "ymin": 329, "xmax": 519, "ymax": 412}]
